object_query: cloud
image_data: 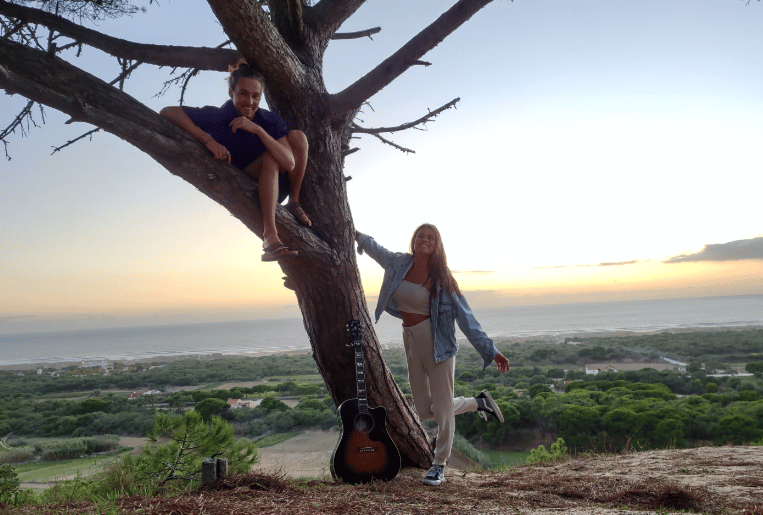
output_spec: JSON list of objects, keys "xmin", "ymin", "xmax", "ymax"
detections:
[
  {"xmin": 577, "ymin": 260, "xmax": 641, "ymax": 267},
  {"xmin": 535, "ymin": 260, "xmax": 641, "ymax": 269},
  {"xmin": 451, "ymin": 270, "xmax": 497, "ymax": 276},
  {"xmin": 663, "ymin": 236, "xmax": 763, "ymax": 264}
]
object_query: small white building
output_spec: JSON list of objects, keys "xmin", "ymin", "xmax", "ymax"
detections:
[{"xmin": 227, "ymin": 398, "xmax": 258, "ymax": 409}]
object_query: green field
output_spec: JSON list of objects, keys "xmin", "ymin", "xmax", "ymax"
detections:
[
  {"xmin": 482, "ymin": 450, "xmax": 530, "ymax": 468},
  {"xmin": 14, "ymin": 454, "xmax": 120, "ymax": 483},
  {"xmin": 253, "ymin": 432, "xmax": 300, "ymax": 448}
]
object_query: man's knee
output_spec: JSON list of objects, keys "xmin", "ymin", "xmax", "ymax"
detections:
[
  {"xmin": 288, "ymin": 130, "xmax": 308, "ymax": 156},
  {"xmin": 245, "ymin": 152, "xmax": 279, "ymax": 179}
]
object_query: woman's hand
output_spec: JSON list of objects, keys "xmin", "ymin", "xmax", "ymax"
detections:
[
  {"xmin": 204, "ymin": 139, "xmax": 231, "ymax": 164},
  {"xmin": 494, "ymin": 352, "xmax": 510, "ymax": 374}
]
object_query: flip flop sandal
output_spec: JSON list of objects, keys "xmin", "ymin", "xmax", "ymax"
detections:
[
  {"xmin": 262, "ymin": 242, "xmax": 298, "ymax": 262},
  {"xmin": 284, "ymin": 202, "xmax": 312, "ymax": 227}
]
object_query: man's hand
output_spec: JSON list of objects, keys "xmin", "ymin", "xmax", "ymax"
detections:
[
  {"xmin": 230, "ymin": 116, "xmax": 259, "ymax": 135},
  {"xmin": 494, "ymin": 352, "xmax": 510, "ymax": 374},
  {"xmin": 205, "ymin": 139, "xmax": 231, "ymax": 164}
]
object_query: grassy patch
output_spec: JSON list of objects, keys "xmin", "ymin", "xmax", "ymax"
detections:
[
  {"xmin": 482, "ymin": 449, "xmax": 530, "ymax": 468},
  {"xmin": 264, "ymin": 375, "xmax": 324, "ymax": 383},
  {"xmin": 254, "ymin": 433, "xmax": 300, "ymax": 448},
  {"xmin": 14, "ymin": 455, "xmax": 117, "ymax": 483}
]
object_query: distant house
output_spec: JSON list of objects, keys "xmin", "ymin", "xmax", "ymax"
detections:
[
  {"xmin": 80, "ymin": 360, "xmax": 111, "ymax": 371},
  {"xmin": 585, "ymin": 366, "xmax": 599, "ymax": 375},
  {"xmin": 227, "ymin": 399, "xmax": 258, "ymax": 409},
  {"xmin": 128, "ymin": 389, "xmax": 162, "ymax": 399}
]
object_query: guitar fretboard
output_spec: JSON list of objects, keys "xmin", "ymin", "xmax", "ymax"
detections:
[{"xmin": 354, "ymin": 345, "xmax": 368, "ymax": 414}]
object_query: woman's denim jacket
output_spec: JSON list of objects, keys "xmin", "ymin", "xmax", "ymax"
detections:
[{"xmin": 357, "ymin": 233, "xmax": 497, "ymax": 370}]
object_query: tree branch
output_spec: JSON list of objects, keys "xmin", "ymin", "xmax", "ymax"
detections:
[
  {"xmin": 311, "ymin": 0, "xmax": 366, "ymax": 38},
  {"xmin": 331, "ymin": 26, "xmax": 380, "ymax": 40},
  {"xmin": 367, "ymin": 132, "xmax": 414, "ymax": 154},
  {"xmin": 206, "ymin": 0, "xmax": 306, "ymax": 102},
  {"xmin": 330, "ymin": 0, "xmax": 493, "ymax": 113},
  {"xmin": 51, "ymin": 127, "xmax": 100, "ymax": 154},
  {"xmin": 351, "ymin": 97, "xmax": 459, "ymax": 134},
  {"xmin": 0, "ymin": 37, "xmax": 324, "ymax": 257},
  {"xmin": 0, "ymin": 98, "xmax": 43, "ymax": 160},
  {"xmin": 0, "ymin": 0, "xmax": 240, "ymax": 70},
  {"xmin": 268, "ymin": 0, "xmax": 305, "ymax": 43}
]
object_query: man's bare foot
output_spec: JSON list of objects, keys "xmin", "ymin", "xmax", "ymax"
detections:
[
  {"xmin": 262, "ymin": 242, "xmax": 298, "ymax": 261},
  {"xmin": 285, "ymin": 202, "xmax": 312, "ymax": 227}
]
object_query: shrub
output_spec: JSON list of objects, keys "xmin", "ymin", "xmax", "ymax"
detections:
[
  {"xmin": 0, "ymin": 464, "xmax": 21, "ymax": 505},
  {"xmin": 452, "ymin": 434, "xmax": 491, "ymax": 470},
  {"xmin": 0, "ymin": 449, "xmax": 34, "ymax": 464},
  {"xmin": 526, "ymin": 438, "xmax": 568, "ymax": 464},
  {"xmin": 41, "ymin": 435, "xmax": 120, "ymax": 461}
]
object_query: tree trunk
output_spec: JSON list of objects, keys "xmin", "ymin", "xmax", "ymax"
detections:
[
  {"xmin": 1, "ymin": 0, "xmax": 497, "ymax": 470},
  {"xmin": 0, "ymin": 35, "xmax": 434, "ymax": 469}
]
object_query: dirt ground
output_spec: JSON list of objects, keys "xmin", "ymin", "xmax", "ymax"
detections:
[
  {"xmin": 254, "ymin": 431, "xmax": 338, "ymax": 479},
  {"xmin": 181, "ymin": 445, "xmax": 763, "ymax": 514},
  {"xmin": 8, "ymin": 441, "xmax": 763, "ymax": 514},
  {"xmin": 254, "ymin": 433, "xmax": 763, "ymax": 513}
]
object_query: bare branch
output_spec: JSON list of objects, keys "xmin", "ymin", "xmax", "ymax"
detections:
[
  {"xmin": 351, "ymin": 97, "xmax": 459, "ymax": 135},
  {"xmin": 331, "ymin": 27, "xmax": 380, "ymax": 40},
  {"xmin": 368, "ymin": 132, "xmax": 414, "ymax": 154},
  {"xmin": 0, "ymin": 98, "xmax": 42, "ymax": 160},
  {"xmin": 51, "ymin": 127, "xmax": 100, "ymax": 154},
  {"xmin": 0, "ymin": 1, "xmax": 240, "ymax": 70},
  {"xmin": 331, "ymin": 0, "xmax": 492, "ymax": 113},
  {"xmin": 311, "ymin": 0, "xmax": 366, "ymax": 38},
  {"xmin": 112, "ymin": 57, "xmax": 141, "ymax": 90},
  {"xmin": 156, "ymin": 41, "xmax": 232, "ymax": 104}
]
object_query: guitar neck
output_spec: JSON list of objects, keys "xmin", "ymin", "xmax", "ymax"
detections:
[{"xmin": 353, "ymin": 342, "xmax": 368, "ymax": 414}]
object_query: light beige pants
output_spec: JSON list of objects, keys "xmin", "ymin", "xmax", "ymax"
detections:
[{"xmin": 402, "ymin": 319, "xmax": 478, "ymax": 466}]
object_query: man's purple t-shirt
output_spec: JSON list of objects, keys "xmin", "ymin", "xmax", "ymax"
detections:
[{"xmin": 182, "ymin": 100, "xmax": 289, "ymax": 171}]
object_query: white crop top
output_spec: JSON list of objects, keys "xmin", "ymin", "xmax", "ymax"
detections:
[{"xmin": 393, "ymin": 280, "xmax": 430, "ymax": 315}]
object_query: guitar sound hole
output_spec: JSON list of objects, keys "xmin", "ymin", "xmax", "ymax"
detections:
[{"xmin": 354, "ymin": 413, "xmax": 375, "ymax": 433}]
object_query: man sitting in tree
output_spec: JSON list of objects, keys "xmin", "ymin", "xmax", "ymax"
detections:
[{"xmin": 161, "ymin": 63, "xmax": 311, "ymax": 261}]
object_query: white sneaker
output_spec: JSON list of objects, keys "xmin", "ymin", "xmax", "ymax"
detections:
[{"xmin": 422, "ymin": 464, "xmax": 445, "ymax": 486}]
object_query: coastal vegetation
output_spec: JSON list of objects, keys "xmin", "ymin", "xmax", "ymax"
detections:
[{"xmin": 0, "ymin": 328, "xmax": 762, "ymax": 508}]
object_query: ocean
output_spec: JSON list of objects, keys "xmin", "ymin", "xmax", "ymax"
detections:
[{"xmin": 1, "ymin": 294, "xmax": 761, "ymax": 366}]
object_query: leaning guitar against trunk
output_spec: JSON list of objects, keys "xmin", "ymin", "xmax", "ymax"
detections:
[{"xmin": 331, "ymin": 319, "xmax": 401, "ymax": 483}]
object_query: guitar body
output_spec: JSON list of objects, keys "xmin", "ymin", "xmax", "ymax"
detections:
[{"xmin": 331, "ymin": 398, "xmax": 401, "ymax": 483}]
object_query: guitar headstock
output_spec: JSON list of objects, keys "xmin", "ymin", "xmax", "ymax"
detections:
[{"xmin": 346, "ymin": 319, "xmax": 363, "ymax": 347}]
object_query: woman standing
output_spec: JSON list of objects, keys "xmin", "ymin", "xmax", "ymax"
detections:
[{"xmin": 356, "ymin": 224, "xmax": 510, "ymax": 486}]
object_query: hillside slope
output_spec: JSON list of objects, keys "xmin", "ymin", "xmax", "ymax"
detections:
[{"xmin": 5, "ymin": 446, "xmax": 761, "ymax": 514}]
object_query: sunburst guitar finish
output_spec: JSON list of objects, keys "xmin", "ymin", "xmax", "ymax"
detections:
[{"xmin": 330, "ymin": 320, "xmax": 401, "ymax": 484}]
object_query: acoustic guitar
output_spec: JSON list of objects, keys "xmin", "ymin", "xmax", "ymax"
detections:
[{"xmin": 330, "ymin": 319, "xmax": 401, "ymax": 483}]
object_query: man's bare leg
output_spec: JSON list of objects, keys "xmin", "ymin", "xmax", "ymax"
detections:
[
  {"xmin": 245, "ymin": 153, "xmax": 283, "ymax": 249},
  {"xmin": 284, "ymin": 130, "xmax": 311, "ymax": 226}
]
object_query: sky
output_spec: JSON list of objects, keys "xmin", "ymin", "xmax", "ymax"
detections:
[{"xmin": 1, "ymin": 0, "xmax": 762, "ymax": 333}]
